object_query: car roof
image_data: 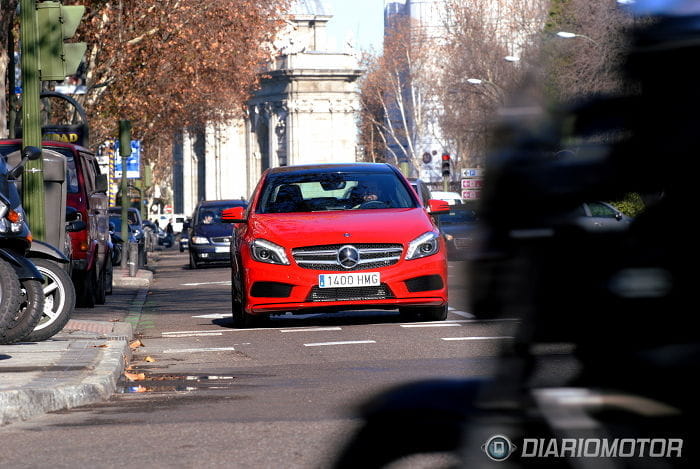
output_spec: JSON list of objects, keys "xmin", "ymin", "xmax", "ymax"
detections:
[
  {"xmin": 266, "ymin": 163, "xmax": 396, "ymax": 175},
  {"xmin": 198, "ymin": 199, "xmax": 247, "ymax": 207}
]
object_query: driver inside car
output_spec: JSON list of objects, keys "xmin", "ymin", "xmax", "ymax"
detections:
[{"xmin": 349, "ymin": 182, "xmax": 382, "ymax": 207}]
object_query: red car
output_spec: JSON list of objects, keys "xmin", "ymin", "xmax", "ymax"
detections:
[{"xmin": 222, "ymin": 163, "xmax": 450, "ymax": 328}]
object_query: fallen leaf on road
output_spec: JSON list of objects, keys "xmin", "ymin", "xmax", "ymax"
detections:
[
  {"xmin": 129, "ymin": 339, "xmax": 144, "ymax": 349},
  {"xmin": 91, "ymin": 344, "xmax": 109, "ymax": 348},
  {"xmin": 144, "ymin": 356, "xmax": 156, "ymax": 362},
  {"xmin": 124, "ymin": 371, "xmax": 146, "ymax": 381}
]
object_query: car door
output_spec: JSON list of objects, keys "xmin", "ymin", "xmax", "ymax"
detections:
[
  {"xmin": 583, "ymin": 202, "xmax": 628, "ymax": 231},
  {"xmin": 81, "ymin": 151, "xmax": 109, "ymax": 268}
]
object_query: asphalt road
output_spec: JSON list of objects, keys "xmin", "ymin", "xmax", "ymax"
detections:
[{"xmin": 1, "ymin": 249, "xmax": 524, "ymax": 468}]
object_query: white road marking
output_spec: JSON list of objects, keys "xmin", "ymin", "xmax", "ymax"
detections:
[
  {"xmin": 163, "ymin": 332, "xmax": 224, "ymax": 338},
  {"xmin": 279, "ymin": 327, "xmax": 342, "ymax": 333},
  {"xmin": 162, "ymin": 347, "xmax": 237, "ymax": 354},
  {"xmin": 448, "ymin": 310, "xmax": 476, "ymax": 319},
  {"xmin": 400, "ymin": 323, "xmax": 462, "ymax": 328},
  {"xmin": 192, "ymin": 313, "xmax": 230, "ymax": 319},
  {"xmin": 163, "ymin": 330, "xmax": 222, "ymax": 335},
  {"xmin": 441, "ymin": 336, "xmax": 514, "ymax": 341},
  {"xmin": 304, "ymin": 340, "xmax": 376, "ymax": 347},
  {"xmin": 181, "ymin": 281, "xmax": 232, "ymax": 286}
]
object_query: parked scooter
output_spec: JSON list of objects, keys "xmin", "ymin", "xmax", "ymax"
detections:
[{"xmin": 0, "ymin": 146, "xmax": 45, "ymax": 344}]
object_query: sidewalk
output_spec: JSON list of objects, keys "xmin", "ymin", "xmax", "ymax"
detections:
[{"xmin": 0, "ymin": 261, "xmax": 155, "ymax": 426}]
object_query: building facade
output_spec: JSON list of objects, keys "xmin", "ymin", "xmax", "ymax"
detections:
[{"xmin": 173, "ymin": 0, "xmax": 363, "ymax": 215}]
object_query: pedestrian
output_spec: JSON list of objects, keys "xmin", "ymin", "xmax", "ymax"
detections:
[{"xmin": 165, "ymin": 219, "xmax": 174, "ymax": 246}]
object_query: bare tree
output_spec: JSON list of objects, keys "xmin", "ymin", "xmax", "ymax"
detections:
[
  {"xmin": 435, "ymin": 0, "xmax": 549, "ymax": 170},
  {"xmin": 357, "ymin": 16, "xmax": 441, "ymax": 174}
]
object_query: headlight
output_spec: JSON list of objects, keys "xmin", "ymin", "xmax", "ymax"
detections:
[
  {"xmin": 406, "ymin": 231, "xmax": 440, "ymax": 260},
  {"xmin": 191, "ymin": 236, "xmax": 210, "ymax": 245},
  {"xmin": 250, "ymin": 239, "xmax": 289, "ymax": 265}
]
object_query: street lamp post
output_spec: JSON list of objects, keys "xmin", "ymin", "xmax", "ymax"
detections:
[{"xmin": 556, "ymin": 31, "xmax": 599, "ymax": 45}]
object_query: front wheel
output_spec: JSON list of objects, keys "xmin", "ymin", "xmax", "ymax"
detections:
[
  {"xmin": 0, "ymin": 277, "xmax": 45, "ymax": 344},
  {"xmin": 24, "ymin": 258, "xmax": 76, "ymax": 342},
  {"xmin": 0, "ymin": 259, "xmax": 22, "ymax": 334}
]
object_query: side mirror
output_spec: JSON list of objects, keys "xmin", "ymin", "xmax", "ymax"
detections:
[
  {"xmin": 65, "ymin": 206, "xmax": 81, "ymax": 222},
  {"xmin": 221, "ymin": 206, "xmax": 246, "ymax": 223},
  {"xmin": 23, "ymin": 146, "xmax": 42, "ymax": 161},
  {"xmin": 66, "ymin": 220, "xmax": 87, "ymax": 232},
  {"xmin": 615, "ymin": 212, "xmax": 623, "ymax": 221},
  {"xmin": 8, "ymin": 146, "xmax": 42, "ymax": 179},
  {"xmin": 109, "ymin": 221, "xmax": 116, "ymax": 232},
  {"xmin": 94, "ymin": 173, "xmax": 108, "ymax": 193},
  {"xmin": 427, "ymin": 199, "xmax": 450, "ymax": 215}
]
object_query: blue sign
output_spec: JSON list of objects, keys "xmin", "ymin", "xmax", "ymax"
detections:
[{"xmin": 114, "ymin": 140, "xmax": 141, "ymax": 179}]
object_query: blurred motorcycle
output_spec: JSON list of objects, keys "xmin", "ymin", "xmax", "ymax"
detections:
[{"xmin": 334, "ymin": 3, "xmax": 699, "ymax": 468}]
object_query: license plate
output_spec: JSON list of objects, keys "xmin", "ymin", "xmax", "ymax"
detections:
[
  {"xmin": 214, "ymin": 246, "xmax": 230, "ymax": 253},
  {"xmin": 318, "ymin": 272, "xmax": 380, "ymax": 288}
]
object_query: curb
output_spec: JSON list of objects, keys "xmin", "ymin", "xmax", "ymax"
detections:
[
  {"xmin": 0, "ymin": 269, "xmax": 152, "ymax": 426},
  {"xmin": 0, "ymin": 339, "xmax": 131, "ymax": 425}
]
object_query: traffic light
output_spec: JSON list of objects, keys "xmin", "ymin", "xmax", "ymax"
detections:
[
  {"xmin": 36, "ymin": 1, "xmax": 86, "ymax": 81},
  {"xmin": 441, "ymin": 153, "xmax": 451, "ymax": 178}
]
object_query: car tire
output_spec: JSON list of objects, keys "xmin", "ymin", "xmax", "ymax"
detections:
[
  {"xmin": 421, "ymin": 305, "xmax": 448, "ymax": 321},
  {"xmin": 179, "ymin": 245, "xmax": 184, "ymax": 252},
  {"xmin": 231, "ymin": 275, "xmax": 259, "ymax": 328},
  {"xmin": 95, "ymin": 266, "xmax": 106, "ymax": 305},
  {"xmin": 189, "ymin": 253, "xmax": 198, "ymax": 269},
  {"xmin": 24, "ymin": 258, "xmax": 76, "ymax": 342},
  {"xmin": 105, "ymin": 256, "xmax": 113, "ymax": 295},
  {"xmin": 76, "ymin": 269, "xmax": 96, "ymax": 308}
]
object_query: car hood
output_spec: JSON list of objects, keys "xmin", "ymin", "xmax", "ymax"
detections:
[
  {"xmin": 194, "ymin": 223, "xmax": 234, "ymax": 238},
  {"xmin": 440, "ymin": 222, "xmax": 479, "ymax": 237},
  {"xmin": 248, "ymin": 209, "xmax": 435, "ymax": 247}
]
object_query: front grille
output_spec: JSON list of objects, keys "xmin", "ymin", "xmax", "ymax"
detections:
[
  {"xmin": 307, "ymin": 284, "xmax": 395, "ymax": 302},
  {"xmin": 292, "ymin": 243, "xmax": 403, "ymax": 271},
  {"xmin": 211, "ymin": 236, "xmax": 231, "ymax": 244}
]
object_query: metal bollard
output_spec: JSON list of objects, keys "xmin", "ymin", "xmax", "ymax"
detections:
[{"xmin": 127, "ymin": 241, "xmax": 138, "ymax": 277}]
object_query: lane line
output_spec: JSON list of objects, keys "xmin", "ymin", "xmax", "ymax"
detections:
[
  {"xmin": 162, "ymin": 347, "xmax": 237, "ymax": 353},
  {"xmin": 304, "ymin": 340, "xmax": 376, "ymax": 347},
  {"xmin": 400, "ymin": 323, "xmax": 462, "ymax": 328},
  {"xmin": 441, "ymin": 336, "xmax": 514, "ymax": 341},
  {"xmin": 192, "ymin": 313, "xmax": 230, "ymax": 319},
  {"xmin": 162, "ymin": 332, "xmax": 224, "ymax": 339},
  {"xmin": 279, "ymin": 327, "xmax": 342, "ymax": 333},
  {"xmin": 181, "ymin": 281, "xmax": 232, "ymax": 286},
  {"xmin": 449, "ymin": 310, "xmax": 476, "ymax": 319}
]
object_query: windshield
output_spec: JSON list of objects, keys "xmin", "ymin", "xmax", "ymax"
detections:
[
  {"xmin": 257, "ymin": 171, "xmax": 417, "ymax": 214},
  {"xmin": 196, "ymin": 202, "xmax": 247, "ymax": 224},
  {"xmin": 437, "ymin": 208, "xmax": 479, "ymax": 224}
]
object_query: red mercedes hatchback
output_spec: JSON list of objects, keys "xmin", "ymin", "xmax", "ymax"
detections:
[{"xmin": 222, "ymin": 163, "xmax": 450, "ymax": 327}]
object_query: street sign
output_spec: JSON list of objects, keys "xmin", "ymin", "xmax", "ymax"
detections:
[
  {"xmin": 462, "ymin": 190, "xmax": 481, "ymax": 200},
  {"xmin": 462, "ymin": 168, "xmax": 484, "ymax": 178},
  {"xmin": 461, "ymin": 178, "xmax": 483, "ymax": 189},
  {"xmin": 114, "ymin": 139, "xmax": 141, "ymax": 178}
]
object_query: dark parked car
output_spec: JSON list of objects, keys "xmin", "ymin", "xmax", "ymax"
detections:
[
  {"xmin": 572, "ymin": 201, "xmax": 633, "ymax": 232},
  {"xmin": 109, "ymin": 207, "xmax": 146, "ymax": 266},
  {"xmin": 436, "ymin": 205, "xmax": 480, "ymax": 261},
  {"xmin": 188, "ymin": 200, "xmax": 247, "ymax": 269}
]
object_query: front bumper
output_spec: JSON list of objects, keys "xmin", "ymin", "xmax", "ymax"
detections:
[
  {"xmin": 190, "ymin": 243, "xmax": 230, "ymax": 263},
  {"xmin": 242, "ymin": 253, "xmax": 448, "ymax": 315}
]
